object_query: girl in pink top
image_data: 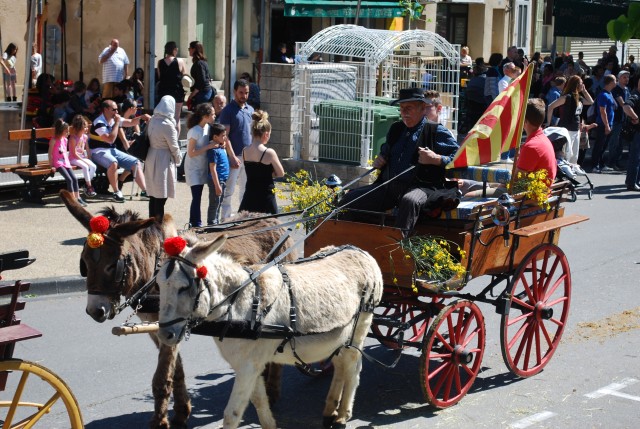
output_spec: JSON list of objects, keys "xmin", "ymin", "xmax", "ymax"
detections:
[
  {"xmin": 48, "ymin": 119, "xmax": 85, "ymax": 206},
  {"xmin": 68, "ymin": 115, "xmax": 97, "ymax": 197}
]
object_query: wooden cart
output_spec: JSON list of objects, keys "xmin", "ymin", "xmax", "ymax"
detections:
[
  {"xmin": 0, "ymin": 251, "xmax": 83, "ymax": 428},
  {"xmin": 305, "ymin": 180, "xmax": 588, "ymax": 408}
]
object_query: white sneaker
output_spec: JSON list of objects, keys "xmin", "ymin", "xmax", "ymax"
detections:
[{"xmin": 113, "ymin": 190, "xmax": 125, "ymax": 202}]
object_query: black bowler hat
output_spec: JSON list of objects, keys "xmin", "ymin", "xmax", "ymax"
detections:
[{"xmin": 391, "ymin": 87, "xmax": 426, "ymax": 105}]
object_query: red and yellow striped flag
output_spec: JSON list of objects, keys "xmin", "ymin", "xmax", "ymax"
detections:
[{"xmin": 446, "ymin": 63, "xmax": 535, "ymax": 169}]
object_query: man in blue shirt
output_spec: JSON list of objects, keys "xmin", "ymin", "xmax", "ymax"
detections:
[
  {"xmin": 592, "ymin": 74, "xmax": 617, "ymax": 173},
  {"xmin": 338, "ymin": 88, "xmax": 460, "ymax": 236},
  {"xmin": 218, "ymin": 79, "xmax": 254, "ymax": 220}
]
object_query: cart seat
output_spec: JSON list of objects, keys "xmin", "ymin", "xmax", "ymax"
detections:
[
  {"xmin": 447, "ymin": 162, "xmax": 513, "ymax": 185},
  {"xmin": 437, "ymin": 196, "xmax": 497, "ymax": 220}
]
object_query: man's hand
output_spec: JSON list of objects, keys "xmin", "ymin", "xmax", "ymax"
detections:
[
  {"xmin": 417, "ymin": 147, "xmax": 442, "ymax": 165},
  {"xmin": 229, "ymin": 155, "xmax": 241, "ymax": 169},
  {"xmin": 372, "ymin": 155, "xmax": 387, "ymax": 170}
]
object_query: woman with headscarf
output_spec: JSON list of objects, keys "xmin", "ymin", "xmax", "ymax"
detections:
[{"xmin": 145, "ymin": 95, "xmax": 183, "ymax": 220}]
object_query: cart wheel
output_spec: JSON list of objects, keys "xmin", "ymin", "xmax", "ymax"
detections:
[
  {"xmin": 588, "ymin": 189, "xmax": 593, "ymax": 200},
  {"xmin": 500, "ymin": 243, "xmax": 571, "ymax": 378},
  {"xmin": 420, "ymin": 300, "xmax": 485, "ymax": 408},
  {"xmin": 0, "ymin": 359, "xmax": 83, "ymax": 428},
  {"xmin": 371, "ymin": 289, "xmax": 442, "ymax": 349}
]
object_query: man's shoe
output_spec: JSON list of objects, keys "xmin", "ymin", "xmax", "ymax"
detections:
[
  {"xmin": 77, "ymin": 198, "xmax": 88, "ymax": 207},
  {"xmin": 626, "ymin": 184, "xmax": 640, "ymax": 192},
  {"xmin": 592, "ymin": 167, "xmax": 601, "ymax": 174},
  {"xmin": 139, "ymin": 190, "xmax": 148, "ymax": 199},
  {"xmin": 113, "ymin": 191, "xmax": 125, "ymax": 202},
  {"xmin": 85, "ymin": 186, "xmax": 97, "ymax": 197},
  {"xmin": 601, "ymin": 166, "xmax": 614, "ymax": 172}
]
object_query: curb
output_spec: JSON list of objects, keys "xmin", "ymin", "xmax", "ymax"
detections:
[{"xmin": 25, "ymin": 275, "xmax": 86, "ymax": 296}]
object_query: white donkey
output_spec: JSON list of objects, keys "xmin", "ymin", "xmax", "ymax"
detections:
[{"xmin": 156, "ymin": 233, "xmax": 383, "ymax": 429}]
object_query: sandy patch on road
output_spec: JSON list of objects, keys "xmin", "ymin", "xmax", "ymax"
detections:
[{"xmin": 567, "ymin": 307, "xmax": 640, "ymax": 343}]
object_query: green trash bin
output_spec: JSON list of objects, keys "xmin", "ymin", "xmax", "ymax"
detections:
[{"xmin": 315, "ymin": 101, "xmax": 399, "ymax": 165}]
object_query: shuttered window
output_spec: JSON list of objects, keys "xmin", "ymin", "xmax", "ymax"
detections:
[{"xmin": 164, "ymin": 0, "xmax": 181, "ymax": 48}]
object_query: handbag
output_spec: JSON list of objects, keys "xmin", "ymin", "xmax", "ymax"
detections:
[{"xmin": 128, "ymin": 126, "xmax": 150, "ymax": 160}]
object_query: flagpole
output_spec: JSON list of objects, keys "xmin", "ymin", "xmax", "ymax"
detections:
[{"xmin": 508, "ymin": 63, "xmax": 535, "ymax": 191}]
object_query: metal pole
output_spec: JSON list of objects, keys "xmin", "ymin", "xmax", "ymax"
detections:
[
  {"xmin": 230, "ymin": 0, "xmax": 237, "ymax": 96},
  {"xmin": 135, "ymin": 0, "xmax": 140, "ymax": 70},
  {"xmin": 148, "ymin": 0, "xmax": 156, "ymax": 107},
  {"xmin": 19, "ymin": 0, "xmax": 38, "ymax": 163},
  {"xmin": 79, "ymin": 0, "xmax": 83, "ymax": 82}
]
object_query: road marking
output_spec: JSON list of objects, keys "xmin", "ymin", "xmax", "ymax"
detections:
[
  {"xmin": 585, "ymin": 378, "xmax": 639, "ymax": 400},
  {"xmin": 509, "ymin": 411, "xmax": 557, "ymax": 428}
]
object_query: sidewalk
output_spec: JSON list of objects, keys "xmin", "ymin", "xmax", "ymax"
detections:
[{"xmin": 0, "ymin": 179, "xmax": 243, "ymax": 296}]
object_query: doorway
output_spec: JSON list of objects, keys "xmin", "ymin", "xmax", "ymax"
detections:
[{"xmin": 270, "ymin": 9, "xmax": 312, "ymax": 62}]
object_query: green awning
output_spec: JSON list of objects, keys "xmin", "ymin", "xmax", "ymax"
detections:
[{"xmin": 284, "ymin": 0, "xmax": 408, "ymax": 19}]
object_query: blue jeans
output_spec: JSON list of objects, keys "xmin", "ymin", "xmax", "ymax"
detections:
[
  {"xmin": 207, "ymin": 180, "xmax": 226, "ymax": 225},
  {"xmin": 189, "ymin": 184, "xmax": 204, "ymax": 227},
  {"xmin": 592, "ymin": 126, "xmax": 612, "ymax": 170},
  {"xmin": 193, "ymin": 88, "xmax": 213, "ymax": 106},
  {"xmin": 606, "ymin": 122, "xmax": 624, "ymax": 168},
  {"xmin": 626, "ymin": 132, "xmax": 640, "ymax": 187}
]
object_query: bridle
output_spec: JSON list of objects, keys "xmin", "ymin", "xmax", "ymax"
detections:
[
  {"xmin": 81, "ymin": 233, "xmax": 131, "ymax": 298},
  {"xmin": 158, "ymin": 255, "xmax": 211, "ymax": 341}
]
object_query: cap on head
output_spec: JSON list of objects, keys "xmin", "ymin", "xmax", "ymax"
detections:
[
  {"xmin": 326, "ymin": 174, "xmax": 342, "ymax": 186},
  {"xmin": 391, "ymin": 87, "xmax": 426, "ymax": 105},
  {"xmin": 618, "ymin": 70, "xmax": 630, "ymax": 79}
]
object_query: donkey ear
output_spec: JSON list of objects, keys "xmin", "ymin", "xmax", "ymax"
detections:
[
  {"xmin": 191, "ymin": 234, "xmax": 227, "ymax": 263},
  {"xmin": 60, "ymin": 189, "xmax": 92, "ymax": 231},
  {"xmin": 160, "ymin": 214, "xmax": 178, "ymax": 238},
  {"xmin": 111, "ymin": 218, "xmax": 157, "ymax": 239}
]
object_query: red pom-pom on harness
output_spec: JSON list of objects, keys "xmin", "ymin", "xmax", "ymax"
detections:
[
  {"xmin": 89, "ymin": 215, "xmax": 110, "ymax": 234},
  {"xmin": 164, "ymin": 236, "xmax": 187, "ymax": 256},
  {"xmin": 196, "ymin": 265, "xmax": 208, "ymax": 279}
]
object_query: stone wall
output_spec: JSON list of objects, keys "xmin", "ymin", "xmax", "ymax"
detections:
[{"xmin": 260, "ymin": 63, "xmax": 295, "ymax": 159}]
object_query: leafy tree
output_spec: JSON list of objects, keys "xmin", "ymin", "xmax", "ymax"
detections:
[
  {"xmin": 607, "ymin": 2, "xmax": 640, "ymax": 43},
  {"xmin": 399, "ymin": 0, "xmax": 425, "ymax": 29}
]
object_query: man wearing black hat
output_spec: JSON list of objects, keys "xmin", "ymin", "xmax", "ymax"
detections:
[{"xmin": 338, "ymin": 87, "xmax": 460, "ymax": 236}]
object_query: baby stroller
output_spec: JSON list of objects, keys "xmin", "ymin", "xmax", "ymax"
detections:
[{"xmin": 544, "ymin": 127, "xmax": 594, "ymax": 201}]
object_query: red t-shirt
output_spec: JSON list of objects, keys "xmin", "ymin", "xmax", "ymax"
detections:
[{"xmin": 516, "ymin": 128, "xmax": 557, "ymax": 180}]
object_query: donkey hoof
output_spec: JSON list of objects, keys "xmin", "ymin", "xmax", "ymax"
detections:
[
  {"xmin": 148, "ymin": 416, "xmax": 170, "ymax": 429},
  {"xmin": 169, "ymin": 417, "xmax": 189, "ymax": 429},
  {"xmin": 322, "ymin": 415, "xmax": 335, "ymax": 429}
]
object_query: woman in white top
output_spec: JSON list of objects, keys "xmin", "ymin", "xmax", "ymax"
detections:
[
  {"xmin": 145, "ymin": 96, "xmax": 183, "ymax": 220},
  {"xmin": 2, "ymin": 43, "xmax": 18, "ymax": 102},
  {"xmin": 185, "ymin": 102, "xmax": 217, "ymax": 227}
]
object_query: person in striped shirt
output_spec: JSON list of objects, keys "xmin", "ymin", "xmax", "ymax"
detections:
[{"xmin": 98, "ymin": 39, "xmax": 129, "ymax": 99}]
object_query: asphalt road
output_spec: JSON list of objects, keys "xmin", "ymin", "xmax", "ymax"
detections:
[{"xmin": 6, "ymin": 170, "xmax": 640, "ymax": 428}]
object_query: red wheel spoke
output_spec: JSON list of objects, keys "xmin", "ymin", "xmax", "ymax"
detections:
[
  {"xmin": 513, "ymin": 320, "xmax": 535, "ymax": 366},
  {"xmin": 534, "ymin": 321, "xmax": 542, "ymax": 366},
  {"xmin": 521, "ymin": 321, "xmax": 536, "ymax": 370},
  {"xmin": 454, "ymin": 307, "xmax": 465, "ymax": 341},
  {"xmin": 442, "ymin": 364, "xmax": 456, "ymax": 401},
  {"xmin": 432, "ymin": 362, "xmax": 454, "ymax": 397},
  {"xmin": 512, "ymin": 295, "xmax": 535, "ymax": 311},
  {"xmin": 462, "ymin": 327, "xmax": 480, "ymax": 348},
  {"xmin": 435, "ymin": 331, "xmax": 454, "ymax": 353},
  {"xmin": 540, "ymin": 319, "xmax": 554, "ymax": 349},
  {"xmin": 427, "ymin": 357, "xmax": 451, "ymax": 380},
  {"xmin": 530, "ymin": 259, "xmax": 539, "ymax": 301},
  {"xmin": 446, "ymin": 315, "xmax": 455, "ymax": 345},
  {"xmin": 547, "ymin": 296, "xmax": 568, "ymax": 308},
  {"xmin": 507, "ymin": 309, "xmax": 533, "ymax": 327},
  {"xmin": 507, "ymin": 317, "xmax": 530, "ymax": 349},
  {"xmin": 459, "ymin": 309, "xmax": 475, "ymax": 341},
  {"xmin": 542, "ymin": 256, "xmax": 560, "ymax": 294},
  {"xmin": 453, "ymin": 364, "xmax": 463, "ymax": 395},
  {"xmin": 544, "ymin": 274, "xmax": 566, "ymax": 300}
]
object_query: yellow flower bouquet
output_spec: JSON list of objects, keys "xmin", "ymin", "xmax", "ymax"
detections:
[
  {"xmin": 392, "ymin": 235, "xmax": 467, "ymax": 292},
  {"xmin": 509, "ymin": 169, "xmax": 552, "ymax": 211},
  {"xmin": 274, "ymin": 169, "xmax": 336, "ymax": 230}
]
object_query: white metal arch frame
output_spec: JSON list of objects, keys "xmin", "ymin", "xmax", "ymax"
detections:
[{"xmin": 294, "ymin": 25, "xmax": 461, "ymax": 167}]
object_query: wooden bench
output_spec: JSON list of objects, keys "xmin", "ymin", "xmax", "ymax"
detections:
[
  {"xmin": 5, "ymin": 127, "xmax": 55, "ymax": 203},
  {"xmin": 0, "ymin": 250, "xmax": 41, "ymax": 390}
]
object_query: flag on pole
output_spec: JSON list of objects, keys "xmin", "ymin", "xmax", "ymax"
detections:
[
  {"xmin": 57, "ymin": 0, "xmax": 66, "ymax": 33},
  {"xmin": 446, "ymin": 63, "xmax": 535, "ymax": 169}
]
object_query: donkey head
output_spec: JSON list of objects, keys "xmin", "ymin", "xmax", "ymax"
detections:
[
  {"xmin": 60, "ymin": 190, "xmax": 161, "ymax": 322},
  {"xmin": 157, "ymin": 233, "xmax": 227, "ymax": 346}
]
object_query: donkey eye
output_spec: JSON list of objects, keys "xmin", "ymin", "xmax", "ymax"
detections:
[{"xmin": 178, "ymin": 285, "xmax": 192, "ymax": 295}]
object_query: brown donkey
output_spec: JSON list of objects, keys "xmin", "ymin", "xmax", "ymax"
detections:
[{"xmin": 60, "ymin": 190, "xmax": 293, "ymax": 428}]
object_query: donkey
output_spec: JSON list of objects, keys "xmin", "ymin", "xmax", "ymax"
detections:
[
  {"xmin": 60, "ymin": 190, "xmax": 294, "ymax": 429},
  {"xmin": 156, "ymin": 231, "xmax": 384, "ymax": 429}
]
